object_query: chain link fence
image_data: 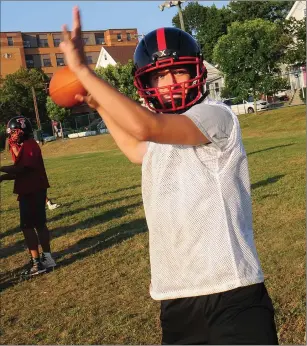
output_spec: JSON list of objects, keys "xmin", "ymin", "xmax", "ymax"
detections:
[{"xmin": 38, "ymin": 112, "xmax": 107, "ymax": 141}]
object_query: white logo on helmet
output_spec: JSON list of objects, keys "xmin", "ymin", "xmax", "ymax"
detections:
[{"xmin": 16, "ymin": 118, "xmax": 26, "ymax": 129}]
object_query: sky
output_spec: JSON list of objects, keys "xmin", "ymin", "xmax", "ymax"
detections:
[{"xmin": 0, "ymin": 1, "xmax": 229, "ymax": 35}]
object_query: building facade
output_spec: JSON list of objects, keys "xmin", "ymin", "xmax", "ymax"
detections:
[
  {"xmin": 203, "ymin": 60, "xmax": 225, "ymax": 101},
  {"xmin": 285, "ymin": 1, "xmax": 306, "ymax": 92},
  {"xmin": 0, "ymin": 28, "xmax": 138, "ymax": 79}
]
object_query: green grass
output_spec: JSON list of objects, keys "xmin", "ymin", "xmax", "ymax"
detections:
[{"xmin": 0, "ymin": 105, "xmax": 305, "ymax": 344}]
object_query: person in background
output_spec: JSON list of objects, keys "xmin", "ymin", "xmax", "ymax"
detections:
[
  {"xmin": 8, "ymin": 126, "xmax": 61, "ymax": 211},
  {"xmin": 0, "ymin": 116, "xmax": 56, "ymax": 276}
]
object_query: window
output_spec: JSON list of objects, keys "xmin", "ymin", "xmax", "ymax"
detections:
[
  {"xmin": 117, "ymin": 33, "xmax": 122, "ymax": 41},
  {"xmin": 39, "ymin": 39, "xmax": 49, "ymax": 47},
  {"xmin": 3, "ymin": 53, "xmax": 12, "ymax": 59},
  {"xmin": 86, "ymin": 55, "xmax": 93, "ymax": 64},
  {"xmin": 53, "ymin": 38, "xmax": 61, "ymax": 47},
  {"xmin": 127, "ymin": 33, "xmax": 131, "ymax": 41},
  {"xmin": 95, "ymin": 33, "xmax": 105, "ymax": 44},
  {"xmin": 25, "ymin": 55, "xmax": 34, "ymax": 68},
  {"xmin": 56, "ymin": 58, "xmax": 65, "ymax": 66},
  {"xmin": 23, "ymin": 40, "xmax": 31, "ymax": 48},
  {"xmin": 104, "ymin": 54, "xmax": 107, "ymax": 60},
  {"xmin": 96, "ymin": 37, "xmax": 105, "ymax": 44},
  {"xmin": 43, "ymin": 58, "xmax": 52, "ymax": 67},
  {"xmin": 7, "ymin": 37, "xmax": 13, "ymax": 46},
  {"xmin": 82, "ymin": 37, "xmax": 89, "ymax": 45},
  {"xmin": 56, "ymin": 53, "xmax": 65, "ymax": 66}
]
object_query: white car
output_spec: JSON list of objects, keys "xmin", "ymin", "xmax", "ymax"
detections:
[{"xmin": 223, "ymin": 97, "xmax": 269, "ymax": 115}]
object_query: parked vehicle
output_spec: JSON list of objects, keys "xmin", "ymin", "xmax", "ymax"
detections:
[
  {"xmin": 274, "ymin": 90, "xmax": 290, "ymax": 101},
  {"xmin": 97, "ymin": 120, "xmax": 109, "ymax": 134},
  {"xmin": 42, "ymin": 133, "xmax": 56, "ymax": 143},
  {"xmin": 222, "ymin": 97, "xmax": 269, "ymax": 115}
]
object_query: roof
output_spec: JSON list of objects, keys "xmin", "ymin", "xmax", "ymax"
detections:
[
  {"xmin": 103, "ymin": 45, "xmax": 136, "ymax": 65},
  {"xmin": 286, "ymin": 1, "xmax": 306, "ymax": 20}
]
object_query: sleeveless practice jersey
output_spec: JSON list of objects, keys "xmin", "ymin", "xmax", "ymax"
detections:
[{"xmin": 142, "ymin": 98, "xmax": 264, "ymax": 300}]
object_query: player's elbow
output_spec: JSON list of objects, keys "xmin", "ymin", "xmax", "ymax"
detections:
[
  {"xmin": 129, "ymin": 157, "xmax": 143, "ymax": 165},
  {"xmin": 132, "ymin": 123, "xmax": 151, "ymax": 142},
  {"xmin": 134, "ymin": 117, "xmax": 160, "ymax": 142},
  {"xmin": 127, "ymin": 152, "xmax": 143, "ymax": 165}
]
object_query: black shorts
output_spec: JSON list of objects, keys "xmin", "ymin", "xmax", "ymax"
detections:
[
  {"xmin": 160, "ymin": 283, "xmax": 278, "ymax": 345},
  {"xmin": 19, "ymin": 189, "xmax": 47, "ymax": 229}
]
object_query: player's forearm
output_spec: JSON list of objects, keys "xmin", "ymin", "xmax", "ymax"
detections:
[
  {"xmin": 0, "ymin": 173, "xmax": 16, "ymax": 181},
  {"xmin": 97, "ymin": 107, "xmax": 144, "ymax": 164},
  {"xmin": 76, "ymin": 67, "xmax": 157, "ymax": 141}
]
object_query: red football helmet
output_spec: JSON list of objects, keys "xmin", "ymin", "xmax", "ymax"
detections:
[{"xmin": 133, "ymin": 27, "xmax": 207, "ymax": 113}]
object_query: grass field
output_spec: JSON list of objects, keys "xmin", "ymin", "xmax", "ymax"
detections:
[{"xmin": 0, "ymin": 105, "xmax": 305, "ymax": 344}]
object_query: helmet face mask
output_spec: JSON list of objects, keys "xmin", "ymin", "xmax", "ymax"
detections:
[
  {"xmin": 133, "ymin": 28, "xmax": 207, "ymax": 113},
  {"xmin": 6, "ymin": 116, "xmax": 33, "ymax": 144}
]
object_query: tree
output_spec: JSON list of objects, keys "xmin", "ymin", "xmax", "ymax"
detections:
[
  {"xmin": 228, "ymin": 1, "xmax": 294, "ymax": 22},
  {"xmin": 46, "ymin": 96, "xmax": 71, "ymax": 122},
  {"xmin": 171, "ymin": 1, "xmax": 295, "ymax": 63},
  {"xmin": 172, "ymin": 2, "xmax": 207, "ymax": 36},
  {"xmin": 281, "ymin": 18, "xmax": 306, "ymax": 67},
  {"xmin": 172, "ymin": 2, "xmax": 232, "ymax": 63},
  {"xmin": 213, "ymin": 19, "xmax": 291, "ymax": 112},
  {"xmin": 0, "ymin": 68, "xmax": 49, "ymax": 125},
  {"xmin": 95, "ymin": 60, "xmax": 140, "ymax": 102}
]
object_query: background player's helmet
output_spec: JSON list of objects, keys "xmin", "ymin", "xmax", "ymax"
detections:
[
  {"xmin": 6, "ymin": 116, "xmax": 33, "ymax": 140},
  {"xmin": 133, "ymin": 27, "xmax": 207, "ymax": 113}
]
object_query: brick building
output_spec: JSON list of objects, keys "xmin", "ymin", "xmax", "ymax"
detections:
[{"xmin": 0, "ymin": 28, "xmax": 138, "ymax": 79}]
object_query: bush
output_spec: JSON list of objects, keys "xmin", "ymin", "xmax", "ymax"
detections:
[{"xmin": 299, "ymin": 88, "xmax": 306, "ymax": 103}]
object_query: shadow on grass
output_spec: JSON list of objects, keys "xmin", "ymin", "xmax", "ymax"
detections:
[
  {"xmin": 0, "ymin": 239, "xmax": 26, "ymax": 259},
  {"xmin": 54, "ymin": 217, "xmax": 147, "ymax": 267},
  {"xmin": 1, "ymin": 198, "xmax": 143, "ymax": 259},
  {"xmin": 0, "ymin": 218, "xmax": 147, "ymax": 292},
  {"xmin": 247, "ymin": 143, "xmax": 295, "ymax": 156},
  {"xmin": 102, "ymin": 184, "xmax": 141, "ymax": 195},
  {"xmin": 0, "ymin": 201, "xmax": 144, "ymax": 291},
  {"xmin": 251, "ymin": 175, "xmax": 285, "ymax": 190},
  {"xmin": 0, "ymin": 184, "xmax": 141, "ymax": 240},
  {"xmin": 0, "ymin": 226, "xmax": 21, "ymax": 241},
  {"xmin": 50, "ymin": 201, "xmax": 143, "ymax": 238},
  {"xmin": 47, "ymin": 193, "xmax": 141, "ymax": 224}
]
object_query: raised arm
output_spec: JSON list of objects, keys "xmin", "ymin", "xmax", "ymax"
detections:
[{"xmin": 60, "ymin": 7, "xmax": 209, "ymax": 147}]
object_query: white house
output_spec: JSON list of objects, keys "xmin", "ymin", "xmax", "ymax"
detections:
[
  {"xmin": 286, "ymin": 0, "xmax": 306, "ymax": 20},
  {"xmin": 203, "ymin": 59, "xmax": 225, "ymax": 100},
  {"xmin": 96, "ymin": 45, "xmax": 136, "ymax": 68},
  {"xmin": 284, "ymin": 1, "xmax": 306, "ymax": 92}
]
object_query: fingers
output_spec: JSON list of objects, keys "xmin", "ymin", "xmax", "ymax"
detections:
[
  {"xmin": 75, "ymin": 94, "xmax": 85, "ymax": 102},
  {"xmin": 62, "ymin": 24, "xmax": 71, "ymax": 42},
  {"xmin": 72, "ymin": 6, "xmax": 82, "ymax": 39}
]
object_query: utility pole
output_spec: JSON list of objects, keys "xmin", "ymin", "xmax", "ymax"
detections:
[
  {"xmin": 31, "ymin": 86, "xmax": 41, "ymax": 130},
  {"xmin": 159, "ymin": 1, "xmax": 186, "ymax": 32}
]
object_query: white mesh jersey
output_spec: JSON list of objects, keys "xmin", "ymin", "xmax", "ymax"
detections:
[{"xmin": 142, "ymin": 98, "xmax": 264, "ymax": 301}]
